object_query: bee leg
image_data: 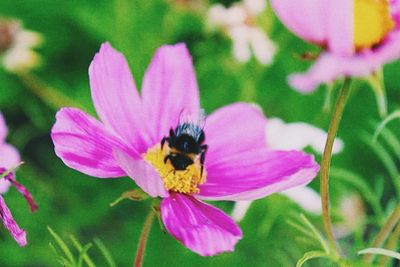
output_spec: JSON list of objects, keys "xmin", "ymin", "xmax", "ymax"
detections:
[
  {"xmin": 161, "ymin": 137, "xmax": 167, "ymax": 150},
  {"xmin": 163, "ymin": 154, "xmax": 170, "ymax": 164},
  {"xmin": 169, "ymin": 128, "xmax": 176, "ymax": 138},
  {"xmin": 199, "ymin": 145, "xmax": 208, "ymax": 178}
]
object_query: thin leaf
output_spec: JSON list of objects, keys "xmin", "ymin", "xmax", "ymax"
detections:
[
  {"xmin": 49, "ymin": 242, "xmax": 72, "ymax": 266},
  {"xmin": 110, "ymin": 188, "xmax": 149, "ymax": 207},
  {"xmin": 77, "ymin": 243, "xmax": 93, "ymax": 267},
  {"xmin": 70, "ymin": 235, "xmax": 96, "ymax": 267},
  {"xmin": 358, "ymin": 247, "xmax": 400, "ymax": 260},
  {"xmin": 362, "ymin": 133, "xmax": 400, "ymax": 198},
  {"xmin": 286, "ymin": 219, "xmax": 317, "ymax": 240},
  {"xmin": 331, "ymin": 167, "xmax": 382, "ymax": 216},
  {"xmin": 94, "ymin": 238, "xmax": 117, "ymax": 267},
  {"xmin": 299, "ymin": 214, "xmax": 330, "ymax": 254},
  {"xmin": 372, "ymin": 110, "xmax": 400, "ymax": 142},
  {"xmin": 296, "ymin": 250, "xmax": 329, "ymax": 267},
  {"xmin": 379, "ymin": 128, "xmax": 400, "ymax": 160},
  {"xmin": 47, "ymin": 226, "xmax": 76, "ymax": 266},
  {"xmin": 0, "ymin": 162, "xmax": 24, "ymax": 179}
]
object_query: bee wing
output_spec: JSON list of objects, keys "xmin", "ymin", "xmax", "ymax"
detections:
[{"xmin": 177, "ymin": 109, "xmax": 206, "ymax": 140}]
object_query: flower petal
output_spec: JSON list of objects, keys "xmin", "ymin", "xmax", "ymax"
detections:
[
  {"xmin": 0, "ymin": 195, "xmax": 26, "ymax": 246},
  {"xmin": 161, "ymin": 193, "xmax": 242, "ymax": 256},
  {"xmin": 0, "ymin": 144, "xmax": 20, "ymax": 194},
  {"xmin": 51, "ymin": 107, "xmax": 133, "ymax": 178},
  {"xmin": 270, "ymin": 0, "xmax": 327, "ymax": 44},
  {"xmin": 5, "ymin": 175, "xmax": 38, "ymax": 212},
  {"xmin": 113, "ymin": 149, "xmax": 168, "ymax": 198},
  {"xmin": 0, "ymin": 112, "xmax": 7, "ymax": 143},
  {"xmin": 326, "ymin": 0, "xmax": 353, "ymax": 55},
  {"xmin": 141, "ymin": 43, "xmax": 200, "ymax": 145},
  {"xmin": 89, "ymin": 42, "xmax": 151, "ymax": 153},
  {"xmin": 198, "ymin": 149, "xmax": 319, "ymax": 201},
  {"xmin": 204, "ymin": 102, "xmax": 267, "ymax": 165},
  {"xmin": 289, "ymin": 31, "xmax": 400, "ymax": 92}
]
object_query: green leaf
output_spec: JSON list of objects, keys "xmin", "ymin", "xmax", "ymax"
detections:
[
  {"xmin": 69, "ymin": 235, "xmax": 96, "ymax": 267},
  {"xmin": 77, "ymin": 243, "xmax": 93, "ymax": 267},
  {"xmin": 0, "ymin": 162, "xmax": 24, "ymax": 179},
  {"xmin": 296, "ymin": 250, "xmax": 329, "ymax": 267},
  {"xmin": 299, "ymin": 214, "xmax": 330, "ymax": 254},
  {"xmin": 331, "ymin": 167, "xmax": 382, "ymax": 216},
  {"xmin": 47, "ymin": 226, "xmax": 76, "ymax": 266},
  {"xmin": 372, "ymin": 110, "xmax": 400, "ymax": 142},
  {"xmin": 94, "ymin": 238, "xmax": 117, "ymax": 267},
  {"xmin": 358, "ymin": 247, "xmax": 400, "ymax": 260},
  {"xmin": 49, "ymin": 242, "xmax": 73, "ymax": 266},
  {"xmin": 379, "ymin": 128, "xmax": 400, "ymax": 160},
  {"xmin": 110, "ymin": 188, "xmax": 150, "ymax": 207},
  {"xmin": 362, "ymin": 132, "xmax": 400, "ymax": 198}
]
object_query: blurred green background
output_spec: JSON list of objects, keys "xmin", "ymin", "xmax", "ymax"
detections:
[{"xmin": 0, "ymin": 0, "xmax": 400, "ymax": 266}]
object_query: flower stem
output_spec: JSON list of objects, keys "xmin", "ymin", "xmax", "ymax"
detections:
[
  {"xmin": 364, "ymin": 203, "xmax": 400, "ymax": 264},
  {"xmin": 320, "ymin": 78, "xmax": 351, "ymax": 257},
  {"xmin": 378, "ymin": 219, "xmax": 400, "ymax": 266},
  {"xmin": 134, "ymin": 210, "xmax": 155, "ymax": 267},
  {"xmin": 16, "ymin": 73, "xmax": 85, "ymax": 111}
]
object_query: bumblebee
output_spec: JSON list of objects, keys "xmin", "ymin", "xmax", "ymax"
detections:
[{"xmin": 161, "ymin": 112, "xmax": 207, "ymax": 177}]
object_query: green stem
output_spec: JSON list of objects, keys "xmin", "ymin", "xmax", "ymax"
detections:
[
  {"xmin": 16, "ymin": 73, "xmax": 85, "ymax": 111},
  {"xmin": 134, "ymin": 210, "xmax": 155, "ymax": 267},
  {"xmin": 320, "ymin": 78, "xmax": 351, "ymax": 257},
  {"xmin": 378, "ymin": 220, "xmax": 400, "ymax": 267},
  {"xmin": 364, "ymin": 203, "xmax": 400, "ymax": 264}
]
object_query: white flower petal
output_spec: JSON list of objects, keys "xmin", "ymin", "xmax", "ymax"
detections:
[
  {"xmin": 266, "ymin": 118, "xmax": 344, "ymax": 154},
  {"xmin": 231, "ymin": 200, "xmax": 252, "ymax": 222},
  {"xmin": 243, "ymin": 0, "xmax": 267, "ymax": 16},
  {"xmin": 281, "ymin": 186, "xmax": 321, "ymax": 214},
  {"xmin": 250, "ymin": 27, "xmax": 276, "ymax": 65}
]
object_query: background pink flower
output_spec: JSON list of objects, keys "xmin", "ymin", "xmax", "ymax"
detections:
[
  {"xmin": 271, "ymin": 0, "xmax": 400, "ymax": 92},
  {"xmin": 0, "ymin": 112, "xmax": 27, "ymax": 246}
]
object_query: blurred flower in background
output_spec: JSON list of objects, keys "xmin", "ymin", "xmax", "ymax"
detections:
[
  {"xmin": 334, "ymin": 193, "xmax": 366, "ymax": 238},
  {"xmin": 208, "ymin": 0, "xmax": 276, "ymax": 65},
  {"xmin": 232, "ymin": 117, "xmax": 344, "ymax": 221},
  {"xmin": 270, "ymin": 0, "xmax": 400, "ymax": 93},
  {"xmin": 0, "ymin": 18, "xmax": 42, "ymax": 73},
  {"xmin": 0, "ymin": 112, "xmax": 37, "ymax": 246},
  {"xmin": 269, "ymin": 0, "xmax": 400, "ymax": 118}
]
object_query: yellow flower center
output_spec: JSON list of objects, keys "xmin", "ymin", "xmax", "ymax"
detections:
[
  {"xmin": 143, "ymin": 144, "xmax": 206, "ymax": 194},
  {"xmin": 354, "ymin": 0, "xmax": 395, "ymax": 50}
]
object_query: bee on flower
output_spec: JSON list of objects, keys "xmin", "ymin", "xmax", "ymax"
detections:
[
  {"xmin": 0, "ymin": 19, "xmax": 42, "ymax": 73},
  {"xmin": 207, "ymin": 0, "xmax": 276, "ymax": 65},
  {"xmin": 51, "ymin": 43, "xmax": 319, "ymax": 256}
]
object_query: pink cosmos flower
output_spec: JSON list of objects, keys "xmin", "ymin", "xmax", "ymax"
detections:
[
  {"xmin": 270, "ymin": 0, "xmax": 400, "ymax": 92},
  {"xmin": 0, "ymin": 112, "xmax": 38, "ymax": 246},
  {"xmin": 51, "ymin": 42, "xmax": 319, "ymax": 256}
]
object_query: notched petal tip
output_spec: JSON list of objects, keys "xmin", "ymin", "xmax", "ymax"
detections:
[{"xmin": 161, "ymin": 194, "xmax": 242, "ymax": 256}]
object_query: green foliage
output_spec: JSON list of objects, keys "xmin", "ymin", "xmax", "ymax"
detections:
[
  {"xmin": 358, "ymin": 248, "xmax": 400, "ymax": 261},
  {"xmin": 0, "ymin": 0, "xmax": 399, "ymax": 266},
  {"xmin": 48, "ymin": 226, "xmax": 116, "ymax": 267}
]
